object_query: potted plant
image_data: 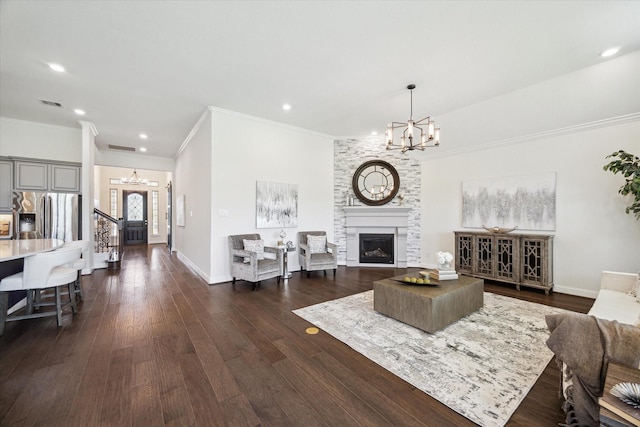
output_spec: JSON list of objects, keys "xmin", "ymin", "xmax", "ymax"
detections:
[{"xmin": 603, "ymin": 150, "xmax": 640, "ymax": 220}]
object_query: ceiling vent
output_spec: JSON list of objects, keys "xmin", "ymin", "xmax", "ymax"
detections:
[
  {"xmin": 39, "ymin": 99, "xmax": 63, "ymax": 107},
  {"xmin": 108, "ymin": 144, "xmax": 137, "ymax": 152}
]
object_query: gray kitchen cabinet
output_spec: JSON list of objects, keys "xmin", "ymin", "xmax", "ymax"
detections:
[
  {"xmin": 0, "ymin": 160, "xmax": 12, "ymax": 211},
  {"xmin": 14, "ymin": 160, "xmax": 81, "ymax": 193},
  {"xmin": 14, "ymin": 161, "xmax": 48, "ymax": 191},
  {"xmin": 50, "ymin": 164, "xmax": 81, "ymax": 192}
]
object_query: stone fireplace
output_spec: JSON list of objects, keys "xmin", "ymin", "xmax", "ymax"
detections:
[{"xmin": 344, "ymin": 206, "xmax": 411, "ymax": 267}]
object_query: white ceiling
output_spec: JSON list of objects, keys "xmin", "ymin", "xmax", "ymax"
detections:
[{"xmin": 1, "ymin": 1, "xmax": 640, "ymax": 159}]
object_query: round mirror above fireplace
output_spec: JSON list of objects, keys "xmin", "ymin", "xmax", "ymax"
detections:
[{"xmin": 352, "ymin": 160, "xmax": 400, "ymax": 206}]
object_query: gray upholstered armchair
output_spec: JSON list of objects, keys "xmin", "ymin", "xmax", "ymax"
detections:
[
  {"xmin": 298, "ymin": 231, "xmax": 337, "ymax": 277},
  {"xmin": 228, "ymin": 234, "xmax": 282, "ymax": 290}
]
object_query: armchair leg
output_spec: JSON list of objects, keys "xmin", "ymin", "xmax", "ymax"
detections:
[
  {"xmin": 324, "ymin": 270, "xmax": 327, "ymax": 276},
  {"xmin": 277, "ymin": 276, "xmax": 281, "ymax": 285},
  {"xmin": 333, "ymin": 269, "xmax": 336, "ymax": 276},
  {"xmin": 232, "ymin": 277, "xmax": 236, "ymax": 284}
]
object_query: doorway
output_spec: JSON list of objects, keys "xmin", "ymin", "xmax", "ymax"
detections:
[
  {"xmin": 123, "ymin": 190, "xmax": 148, "ymax": 245},
  {"xmin": 166, "ymin": 181, "xmax": 172, "ymax": 250}
]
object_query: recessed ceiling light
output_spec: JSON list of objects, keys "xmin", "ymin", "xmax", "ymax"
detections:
[
  {"xmin": 282, "ymin": 104, "xmax": 291, "ymax": 111},
  {"xmin": 139, "ymin": 147, "xmax": 147, "ymax": 152},
  {"xmin": 139, "ymin": 133, "xmax": 148, "ymax": 139},
  {"xmin": 371, "ymin": 131, "xmax": 378, "ymax": 136},
  {"xmin": 74, "ymin": 109, "xmax": 86, "ymax": 115},
  {"xmin": 48, "ymin": 63, "xmax": 65, "ymax": 72},
  {"xmin": 600, "ymin": 47, "xmax": 620, "ymax": 58}
]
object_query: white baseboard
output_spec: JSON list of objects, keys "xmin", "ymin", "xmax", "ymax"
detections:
[
  {"xmin": 552, "ymin": 285, "xmax": 598, "ymax": 299},
  {"xmin": 176, "ymin": 251, "xmax": 211, "ymax": 283}
]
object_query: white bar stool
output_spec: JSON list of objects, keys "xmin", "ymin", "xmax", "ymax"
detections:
[{"xmin": 0, "ymin": 246, "xmax": 82, "ymax": 335}]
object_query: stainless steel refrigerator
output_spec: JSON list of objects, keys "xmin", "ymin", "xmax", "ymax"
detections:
[{"xmin": 12, "ymin": 191, "xmax": 81, "ymax": 241}]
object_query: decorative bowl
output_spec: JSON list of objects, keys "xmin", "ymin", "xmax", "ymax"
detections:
[{"xmin": 482, "ymin": 225, "xmax": 518, "ymax": 234}]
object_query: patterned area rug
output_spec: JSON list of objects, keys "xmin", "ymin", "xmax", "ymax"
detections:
[{"xmin": 293, "ymin": 291, "xmax": 569, "ymax": 427}]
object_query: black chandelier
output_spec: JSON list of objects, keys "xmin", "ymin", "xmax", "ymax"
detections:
[{"xmin": 386, "ymin": 84, "xmax": 440, "ymax": 153}]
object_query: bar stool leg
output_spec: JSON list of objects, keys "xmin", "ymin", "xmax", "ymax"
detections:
[
  {"xmin": 55, "ymin": 286, "xmax": 63, "ymax": 326},
  {"xmin": 0, "ymin": 292, "xmax": 8, "ymax": 336}
]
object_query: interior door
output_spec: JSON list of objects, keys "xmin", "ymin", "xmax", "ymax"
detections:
[{"xmin": 123, "ymin": 190, "xmax": 148, "ymax": 245}]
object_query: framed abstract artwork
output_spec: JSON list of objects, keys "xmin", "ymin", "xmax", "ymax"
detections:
[
  {"xmin": 256, "ymin": 181, "xmax": 298, "ymax": 228},
  {"xmin": 176, "ymin": 194, "xmax": 186, "ymax": 227},
  {"xmin": 462, "ymin": 172, "xmax": 556, "ymax": 231}
]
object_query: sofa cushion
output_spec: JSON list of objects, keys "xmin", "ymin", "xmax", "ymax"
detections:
[
  {"xmin": 243, "ymin": 239, "xmax": 265, "ymax": 262},
  {"xmin": 630, "ymin": 273, "xmax": 640, "ymax": 302},
  {"xmin": 588, "ymin": 289, "xmax": 640, "ymax": 326}
]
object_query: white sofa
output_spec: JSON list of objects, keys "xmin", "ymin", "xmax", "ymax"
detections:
[
  {"xmin": 546, "ymin": 271, "xmax": 640, "ymax": 426},
  {"xmin": 588, "ymin": 270, "xmax": 640, "ymax": 326}
]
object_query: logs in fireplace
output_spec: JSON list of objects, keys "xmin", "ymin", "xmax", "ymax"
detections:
[{"xmin": 359, "ymin": 233, "xmax": 394, "ymax": 264}]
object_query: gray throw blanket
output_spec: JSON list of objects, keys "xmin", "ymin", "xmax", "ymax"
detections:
[{"xmin": 546, "ymin": 312, "xmax": 640, "ymax": 427}]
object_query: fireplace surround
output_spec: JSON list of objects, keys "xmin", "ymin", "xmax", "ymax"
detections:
[{"xmin": 344, "ymin": 206, "xmax": 410, "ymax": 267}]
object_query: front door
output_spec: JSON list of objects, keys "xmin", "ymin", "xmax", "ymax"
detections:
[{"xmin": 123, "ymin": 190, "xmax": 148, "ymax": 245}]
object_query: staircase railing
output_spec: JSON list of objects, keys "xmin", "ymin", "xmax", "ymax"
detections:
[{"xmin": 93, "ymin": 208, "xmax": 123, "ymax": 267}]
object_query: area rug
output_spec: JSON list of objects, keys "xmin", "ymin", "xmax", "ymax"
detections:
[{"xmin": 293, "ymin": 291, "xmax": 570, "ymax": 427}]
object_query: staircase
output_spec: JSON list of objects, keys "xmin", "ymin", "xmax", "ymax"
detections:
[{"xmin": 94, "ymin": 208, "xmax": 123, "ymax": 270}]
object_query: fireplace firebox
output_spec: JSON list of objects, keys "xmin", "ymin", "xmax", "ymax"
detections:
[{"xmin": 359, "ymin": 233, "xmax": 394, "ymax": 264}]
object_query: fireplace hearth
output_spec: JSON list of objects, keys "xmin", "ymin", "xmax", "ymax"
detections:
[{"xmin": 359, "ymin": 233, "xmax": 394, "ymax": 264}]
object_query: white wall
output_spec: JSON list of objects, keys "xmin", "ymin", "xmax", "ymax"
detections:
[
  {"xmin": 207, "ymin": 107, "xmax": 335, "ymax": 283},
  {"xmin": 421, "ymin": 119, "xmax": 640, "ymax": 298},
  {"xmin": 95, "ymin": 149, "xmax": 175, "ymax": 172},
  {"xmin": 174, "ymin": 111, "xmax": 213, "ymax": 281},
  {"xmin": 0, "ymin": 117, "xmax": 82, "ymax": 162}
]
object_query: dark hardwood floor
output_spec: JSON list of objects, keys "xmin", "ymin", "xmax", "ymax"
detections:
[{"xmin": 0, "ymin": 244, "xmax": 594, "ymax": 426}]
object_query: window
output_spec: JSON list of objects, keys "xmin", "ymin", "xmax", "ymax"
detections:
[
  {"xmin": 152, "ymin": 190, "xmax": 159, "ymax": 235},
  {"xmin": 109, "ymin": 189, "xmax": 118, "ymax": 237},
  {"xmin": 127, "ymin": 193, "xmax": 144, "ymax": 221},
  {"xmin": 110, "ymin": 188, "xmax": 118, "ymax": 218}
]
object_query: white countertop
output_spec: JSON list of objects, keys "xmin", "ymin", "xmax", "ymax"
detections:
[{"xmin": 0, "ymin": 239, "xmax": 65, "ymax": 262}]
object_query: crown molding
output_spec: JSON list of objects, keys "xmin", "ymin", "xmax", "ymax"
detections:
[
  {"xmin": 77, "ymin": 120, "xmax": 99, "ymax": 136},
  {"xmin": 207, "ymin": 106, "xmax": 335, "ymax": 139},
  {"xmin": 175, "ymin": 108, "xmax": 210, "ymax": 158},
  {"xmin": 423, "ymin": 112, "xmax": 640, "ymax": 160}
]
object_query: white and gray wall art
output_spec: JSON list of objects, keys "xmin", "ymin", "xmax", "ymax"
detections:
[
  {"xmin": 462, "ymin": 172, "xmax": 556, "ymax": 231},
  {"xmin": 256, "ymin": 181, "xmax": 298, "ymax": 228}
]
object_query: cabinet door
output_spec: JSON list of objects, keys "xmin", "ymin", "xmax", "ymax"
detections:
[
  {"xmin": 494, "ymin": 235, "xmax": 519, "ymax": 283},
  {"xmin": 0, "ymin": 160, "xmax": 12, "ymax": 211},
  {"xmin": 50, "ymin": 164, "xmax": 81, "ymax": 193},
  {"xmin": 473, "ymin": 234, "xmax": 494, "ymax": 278},
  {"xmin": 521, "ymin": 236, "xmax": 553, "ymax": 287},
  {"xmin": 14, "ymin": 161, "xmax": 48, "ymax": 191},
  {"xmin": 454, "ymin": 232, "xmax": 474, "ymax": 274}
]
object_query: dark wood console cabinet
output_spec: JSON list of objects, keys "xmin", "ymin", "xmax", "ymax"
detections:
[{"xmin": 454, "ymin": 231, "xmax": 554, "ymax": 295}]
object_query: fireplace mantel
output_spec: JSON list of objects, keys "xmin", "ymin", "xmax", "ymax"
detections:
[{"xmin": 343, "ymin": 206, "xmax": 410, "ymax": 267}]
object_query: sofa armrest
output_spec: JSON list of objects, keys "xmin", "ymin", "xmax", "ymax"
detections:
[{"xmin": 600, "ymin": 271, "xmax": 638, "ymax": 293}]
